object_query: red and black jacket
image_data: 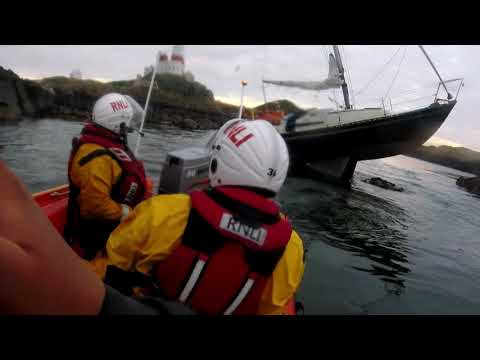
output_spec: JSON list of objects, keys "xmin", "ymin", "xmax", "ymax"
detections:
[
  {"xmin": 65, "ymin": 123, "xmax": 147, "ymax": 259},
  {"xmin": 67, "ymin": 123, "xmax": 147, "ymax": 207},
  {"xmin": 153, "ymin": 186, "xmax": 292, "ymax": 315}
]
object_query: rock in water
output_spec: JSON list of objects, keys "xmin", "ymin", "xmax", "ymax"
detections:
[
  {"xmin": 363, "ymin": 177, "xmax": 404, "ymax": 192},
  {"xmin": 457, "ymin": 176, "xmax": 480, "ymax": 195}
]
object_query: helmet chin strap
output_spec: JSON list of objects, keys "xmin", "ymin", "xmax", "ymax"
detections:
[
  {"xmin": 119, "ymin": 123, "xmax": 145, "ymax": 147},
  {"xmin": 119, "ymin": 123, "xmax": 129, "ymax": 145}
]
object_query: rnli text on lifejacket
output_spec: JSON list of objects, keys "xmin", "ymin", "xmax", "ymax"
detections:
[{"xmin": 219, "ymin": 213, "xmax": 267, "ymax": 246}]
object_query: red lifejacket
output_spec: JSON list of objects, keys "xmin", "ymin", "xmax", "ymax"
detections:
[
  {"xmin": 68, "ymin": 123, "xmax": 147, "ymax": 207},
  {"xmin": 154, "ymin": 186, "xmax": 292, "ymax": 315},
  {"xmin": 65, "ymin": 123, "xmax": 147, "ymax": 259}
]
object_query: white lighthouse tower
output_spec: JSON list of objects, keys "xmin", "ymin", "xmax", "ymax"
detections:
[
  {"xmin": 70, "ymin": 69, "xmax": 83, "ymax": 80},
  {"xmin": 143, "ymin": 45, "xmax": 193, "ymax": 80},
  {"xmin": 170, "ymin": 45, "xmax": 185, "ymax": 75},
  {"xmin": 155, "ymin": 45, "xmax": 185, "ymax": 76},
  {"xmin": 156, "ymin": 51, "xmax": 170, "ymax": 74}
]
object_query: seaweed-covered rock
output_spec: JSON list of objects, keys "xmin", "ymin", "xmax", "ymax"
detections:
[
  {"xmin": 363, "ymin": 177, "xmax": 404, "ymax": 192},
  {"xmin": 457, "ymin": 176, "xmax": 480, "ymax": 195}
]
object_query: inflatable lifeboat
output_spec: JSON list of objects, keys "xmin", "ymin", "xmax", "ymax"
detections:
[{"xmin": 32, "ymin": 180, "xmax": 299, "ymax": 315}]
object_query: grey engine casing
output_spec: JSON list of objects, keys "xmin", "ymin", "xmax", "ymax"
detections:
[{"xmin": 158, "ymin": 147, "xmax": 211, "ymax": 194}]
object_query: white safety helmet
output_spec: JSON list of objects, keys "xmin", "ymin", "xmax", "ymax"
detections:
[
  {"xmin": 91, "ymin": 93, "xmax": 144, "ymax": 134},
  {"xmin": 208, "ymin": 119, "xmax": 289, "ymax": 195},
  {"xmin": 205, "ymin": 118, "xmax": 243, "ymax": 150},
  {"xmin": 124, "ymin": 94, "xmax": 144, "ymax": 131}
]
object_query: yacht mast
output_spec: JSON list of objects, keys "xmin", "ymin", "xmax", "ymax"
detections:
[{"xmin": 332, "ymin": 45, "xmax": 352, "ymax": 110}]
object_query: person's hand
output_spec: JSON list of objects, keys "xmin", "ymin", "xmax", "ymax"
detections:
[
  {"xmin": 120, "ymin": 204, "xmax": 132, "ymax": 222},
  {"xmin": 0, "ymin": 160, "xmax": 105, "ymax": 314}
]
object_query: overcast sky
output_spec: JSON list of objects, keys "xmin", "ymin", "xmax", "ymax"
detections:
[{"xmin": 1, "ymin": 45, "xmax": 478, "ymax": 150}]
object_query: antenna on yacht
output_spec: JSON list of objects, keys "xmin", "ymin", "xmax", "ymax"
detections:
[
  {"xmin": 239, "ymin": 80, "xmax": 248, "ymax": 118},
  {"xmin": 261, "ymin": 76, "xmax": 268, "ymax": 104}
]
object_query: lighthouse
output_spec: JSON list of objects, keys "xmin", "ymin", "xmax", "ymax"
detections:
[
  {"xmin": 142, "ymin": 45, "xmax": 193, "ymax": 81},
  {"xmin": 158, "ymin": 45, "xmax": 185, "ymax": 76},
  {"xmin": 156, "ymin": 51, "xmax": 170, "ymax": 74},
  {"xmin": 166, "ymin": 45, "xmax": 185, "ymax": 75},
  {"xmin": 171, "ymin": 45, "xmax": 185, "ymax": 65},
  {"xmin": 70, "ymin": 69, "xmax": 82, "ymax": 80}
]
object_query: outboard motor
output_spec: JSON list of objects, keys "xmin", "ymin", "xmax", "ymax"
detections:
[
  {"xmin": 158, "ymin": 119, "xmax": 246, "ymax": 195},
  {"xmin": 158, "ymin": 147, "xmax": 211, "ymax": 194}
]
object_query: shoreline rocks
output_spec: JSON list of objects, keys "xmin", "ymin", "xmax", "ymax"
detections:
[
  {"xmin": 457, "ymin": 176, "xmax": 480, "ymax": 195},
  {"xmin": 0, "ymin": 67, "xmax": 233, "ymax": 130},
  {"xmin": 1, "ymin": 67, "xmax": 307, "ymax": 131},
  {"xmin": 406, "ymin": 145, "xmax": 480, "ymax": 178},
  {"xmin": 0, "ymin": 67, "xmax": 55, "ymax": 122}
]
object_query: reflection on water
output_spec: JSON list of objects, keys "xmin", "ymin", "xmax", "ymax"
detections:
[{"xmin": 280, "ymin": 175, "xmax": 412, "ymax": 291}]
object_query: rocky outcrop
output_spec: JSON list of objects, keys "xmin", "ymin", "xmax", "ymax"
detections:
[
  {"xmin": 30, "ymin": 75, "xmax": 234, "ymax": 129},
  {"xmin": 45, "ymin": 88, "xmax": 97, "ymax": 121},
  {"xmin": 0, "ymin": 78, "xmax": 22, "ymax": 121},
  {"xmin": 406, "ymin": 145, "xmax": 480, "ymax": 176},
  {"xmin": 457, "ymin": 176, "xmax": 480, "ymax": 195},
  {"xmin": 15, "ymin": 80, "xmax": 35, "ymax": 116},
  {"xmin": 2, "ymin": 68, "xmax": 303, "ymax": 130},
  {"xmin": 0, "ymin": 66, "xmax": 55, "ymax": 121},
  {"xmin": 147, "ymin": 102, "xmax": 228, "ymax": 130},
  {"xmin": 22, "ymin": 80, "xmax": 55, "ymax": 116}
]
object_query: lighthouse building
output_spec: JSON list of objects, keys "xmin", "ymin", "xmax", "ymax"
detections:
[{"xmin": 144, "ymin": 45, "xmax": 193, "ymax": 80}]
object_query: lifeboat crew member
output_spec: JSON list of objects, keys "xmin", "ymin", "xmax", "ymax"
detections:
[
  {"xmin": 66, "ymin": 93, "xmax": 148, "ymax": 260},
  {"xmin": 98, "ymin": 119, "xmax": 305, "ymax": 315}
]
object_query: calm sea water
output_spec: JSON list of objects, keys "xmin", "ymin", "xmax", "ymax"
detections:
[{"xmin": 1, "ymin": 118, "xmax": 480, "ymax": 314}]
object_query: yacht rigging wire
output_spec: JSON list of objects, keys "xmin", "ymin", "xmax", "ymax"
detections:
[
  {"xmin": 355, "ymin": 46, "xmax": 403, "ymax": 97},
  {"xmin": 385, "ymin": 46, "xmax": 408, "ymax": 99}
]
